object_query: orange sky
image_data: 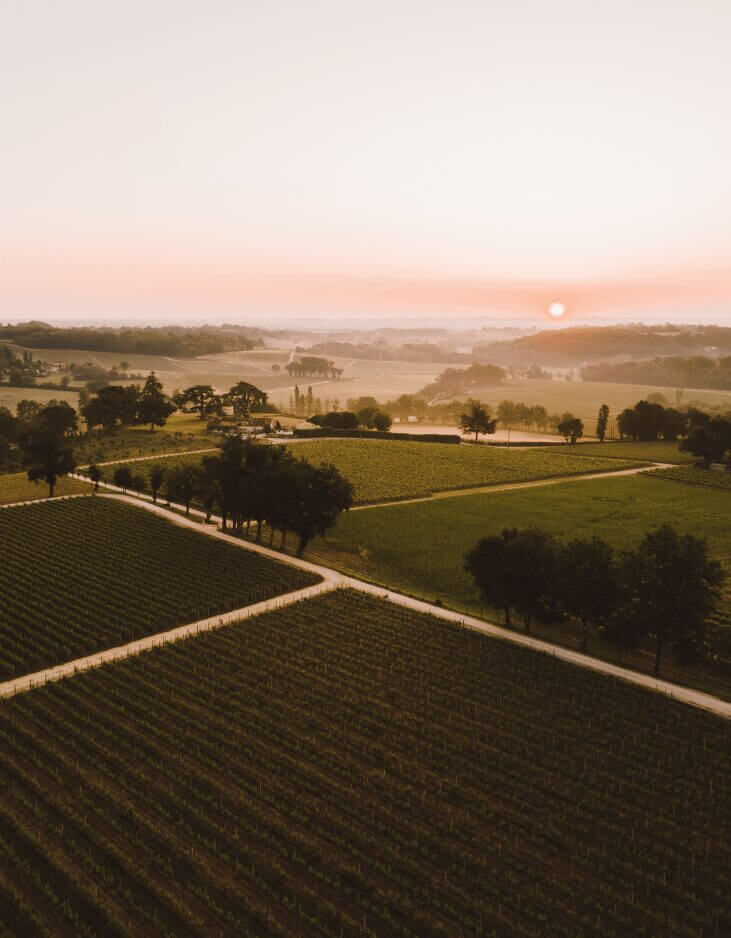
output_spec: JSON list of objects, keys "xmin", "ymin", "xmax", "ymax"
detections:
[{"xmin": 2, "ymin": 1, "xmax": 730, "ymax": 323}]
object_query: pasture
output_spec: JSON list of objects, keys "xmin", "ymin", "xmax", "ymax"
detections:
[
  {"xmin": 0, "ymin": 589, "xmax": 725, "ymax": 936},
  {"xmin": 0, "ymin": 497, "xmax": 319, "ymax": 678},
  {"xmin": 0, "ymin": 385, "xmax": 79, "ymax": 413}
]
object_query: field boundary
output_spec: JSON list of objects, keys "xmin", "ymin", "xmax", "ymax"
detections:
[{"xmin": 6, "ymin": 482, "xmax": 730, "ymax": 718}]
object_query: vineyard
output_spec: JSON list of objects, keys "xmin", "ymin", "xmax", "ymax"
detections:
[
  {"xmin": 0, "ymin": 589, "xmax": 726, "ymax": 936},
  {"xmin": 650, "ymin": 465, "xmax": 731, "ymax": 490},
  {"xmin": 0, "ymin": 497, "xmax": 319, "ymax": 678},
  {"xmin": 539, "ymin": 440, "xmax": 691, "ymax": 463},
  {"xmin": 0, "ymin": 472, "xmax": 91, "ymax": 506},
  {"xmin": 100, "ymin": 440, "xmax": 648, "ymax": 504}
]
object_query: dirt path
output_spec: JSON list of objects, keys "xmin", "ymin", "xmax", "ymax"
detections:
[
  {"xmin": 4, "ymin": 484, "xmax": 729, "ymax": 718},
  {"xmin": 79, "ymin": 447, "xmax": 217, "ymax": 469}
]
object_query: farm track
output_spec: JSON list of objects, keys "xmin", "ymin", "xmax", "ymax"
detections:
[{"xmin": 4, "ymin": 478, "xmax": 730, "ymax": 718}]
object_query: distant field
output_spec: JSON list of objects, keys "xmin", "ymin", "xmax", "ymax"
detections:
[
  {"xmin": 541, "ymin": 440, "xmax": 692, "ymax": 463},
  {"xmin": 0, "ymin": 385, "xmax": 79, "ymax": 412},
  {"xmin": 98, "ymin": 438, "xmax": 648, "ymax": 504},
  {"xmin": 310, "ymin": 473, "xmax": 729, "ymax": 603},
  {"xmin": 0, "ymin": 497, "xmax": 319, "ymax": 678},
  {"xmin": 0, "ymin": 472, "xmax": 90, "ymax": 505},
  {"xmin": 0, "ymin": 589, "xmax": 725, "ymax": 936},
  {"xmin": 452, "ymin": 377, "xmax": 731, "ymax": 431}
]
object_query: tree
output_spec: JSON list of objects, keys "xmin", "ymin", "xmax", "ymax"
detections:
[
  {"xmin": 165, "ymin": 464, "xmax": 202, "ymax": 515},
  {"xmin": 135, "ymin": 373, "xmax": 175, "ymax": 431},
  {"xmin": 372, "ymin": 410, "xmax": 392, "ymax": 432},
  {"xmin": 288, "ymin": 461, "xmax": 354, "ymax": 555},
  {"xmin": 679, "ymin": 416, "xmax": 731, "ymax": 466},
  {"xmin": 36, "ymin": 400, "xmax": 78, "ymax": 437},
  {"xmin": 149, "ymin": 465, "xmax": 165, "ymax": 503},
  {"xmin": 311, "ymin": 411, "xmax": 359, "ymax": 430},
  {"xmin": 82, "ymin": 384, "xmax": 139, "ymax": 430},
  {"xmin": 620, "ymin": 525, "xmax": 724, "ymax": 674},
  {"xmin": 557, "ymin": 413, "xmax": 584, "ymax": 443},
  {"xmin": 465, "ymin": 527, "xmax": 557, "ymax": 630},
  {"xmin": 87, "ymin": 463, "xmax": 102, "ymax": 492},
  {"xmin": 459, "ymin": 400, "xmax": 496, "ymax": 442},
  {"xmin": 595, "ymin": 404, "xmax": 609, "ymax": 442},
  {"xmin": 15, "ymin": 399, "xmax": 42, "ymax": 424},
  {"xmin": 226, "ymin": 381, "xmax": 267, "ymax": 417},
  {"xmin": 174, "ymin": 384, "xmax": 222, "ymax": 420},
  {"xmin": 19, "ymin": 424, "xmax": 76, "ymax": 497},
  {"xmin": 131, "ymin": 474, "xmax": 146, "ymax": 496},
  {"xmin": 113, "ymin": 466, "xmax": 133, "ymax": 492},
  {"xmin": 557, "ymin": 537, "xmax": 618, "ymax": 652}
]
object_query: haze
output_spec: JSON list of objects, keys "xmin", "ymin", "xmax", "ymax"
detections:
[{"xmin": 2, "ymin": 0, "xmax": 730, "ymax": 322}]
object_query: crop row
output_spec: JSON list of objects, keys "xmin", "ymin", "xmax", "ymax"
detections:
[
  {"xmin": 0, "ymin": 589, "xmax": 726, "ymax": 936},
  {"xmin": 100, "ymin": 439, "xmax": 648, "ymax": 504},
  {"xmin": 650, "ymin": 465, "xmax": 731, "ymax": 490},
  {"xmin": 0, "ymin": 497, "xmax": 319, "ymax": 679}
]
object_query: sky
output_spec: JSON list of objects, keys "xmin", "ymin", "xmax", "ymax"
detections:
[{"xmin": 1, "ymin": 0, "xmax": 730, "ymax": 324}]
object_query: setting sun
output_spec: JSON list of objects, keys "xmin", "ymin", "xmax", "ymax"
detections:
[{"xmin": 548, "ymin": 301, "xmax": 566, "ymax": 318}]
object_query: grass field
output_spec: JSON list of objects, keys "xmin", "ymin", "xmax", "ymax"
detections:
[
  {"xmin": 0, "ymin": 589, "xmax": 725, "ymax": 936},
  {"xmin": 454, "ymin": 377, "xmax": 731, "ymax": 431},
  {"xmin": 0, "ymin": 471, "xmax": 90, "ymax": 505},
  {"xmin": 541, "ymin": 440, "xmax": 692, "ymax": 463},
  {"xmin": 98, "ymin": 439, "xmax": 648, "ymax": 504},
  {"xmin": 0, "ymin": 497, "xmax": 319, "ymax": 679}
]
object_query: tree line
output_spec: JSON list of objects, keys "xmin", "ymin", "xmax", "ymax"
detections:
[
  {"xmin": 0, "ymin": 398, "xmax": 78, "ymax": 495},
  {"xmin": 103, "ymin": 437, "xmax": 353, "ymax": 555},
  {"xmin": 582, "ymin": 355, "xmax": 731, "ymax": 390},
  {"xmin": 465, "ymin": 524, "xmax": 725, "ymax": 675}
]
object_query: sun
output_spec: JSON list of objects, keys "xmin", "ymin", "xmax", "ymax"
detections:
[{"xmin": 548, "ymin": 301, "xmax": 566, "ymax": 318}]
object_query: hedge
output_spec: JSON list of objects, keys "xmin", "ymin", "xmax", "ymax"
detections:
[{"xmin": 293, "ymin": 428, "xmax": 461, "ymax": 444}]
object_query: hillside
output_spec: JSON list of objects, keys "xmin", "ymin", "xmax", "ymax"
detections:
[{"xmin": 473, "ymin": 324, "xmax": 731, "ymax": 367}]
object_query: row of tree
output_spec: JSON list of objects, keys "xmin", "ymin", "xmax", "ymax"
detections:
[
  {"xmin": 310, "ymin": 407, "xmax": 392, "ymax": 432},
  {"xmin": 285, "ymin": 356, "xmax": 343, "ymax": 379},
  {"xmin": 465, "ymin": 524, "xmax": 724, "ymax": 674},
  {"xmin": 458, "ymin": 400, "xmax": 585, "ymax": 443},
  {"xmin": 0, "ymin": 399, "xmax": 78, "ymax": 494},
  {"xmin": 81, "ymin": 378, "xmax": 270, "ymax": 431},
  {"xmin": 102, "ymin": 437, "xmax": 353, "ymax": 555}
]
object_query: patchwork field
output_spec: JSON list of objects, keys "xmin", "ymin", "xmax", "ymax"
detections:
[
  {"xmin": 0, "ymin": 497, "xmax": 319, "ymax": 679},
  {"xmin": 99, "ymin": 439, "xmax": 649, "ymax": 504},
  {"xmin": 0, "ymin": 589, "xmax": 725, "ymax": 936},
  {"xmin": 75, "ymin": 419, "xmax": 218, "ymax": 465},
  {"xmin": 0, "ymin": 472, "xmax": 91, "ymax": 506}
]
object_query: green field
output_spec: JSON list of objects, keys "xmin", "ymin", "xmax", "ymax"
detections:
[
  {"xmin": 75, "ymin": 418, "xmax": 219, "ymax": 465},
  {"xmin": 310, "ymin": 473, "xmax": 729, "ymax": 601},
  {"xmin": 0, "ymin": 471, "xmax": 91, "ymax": 506},
  {"xmin": 0, "ymin": 498, "xmax": 319, "ymax": 679},
  {"xmin": 540, "ymin": 440, "xmax": 692, "ymax": 463},
  {"xmin": 0, "ymin": 385, "xmax": 80, "ymax": 413},
  {"xmin": 99, "ymin": 439, "xmax": 648, "ymax": 504},
  {"xmin": 0, "ymin": 589, "xmax": 725, "ymax": 936},
  {"xmin": 458, "ymin": 377, "xmax": 731, "ymax": 431}
]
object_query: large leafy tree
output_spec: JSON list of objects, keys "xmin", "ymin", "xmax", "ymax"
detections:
[
  {"xmin": 620, "ymin": 524, "xmax": 724, "ymax": 674},
  {"xmin": 679, "ymin": 416, "xmax": 731, "ymax": 466},
  {"xmin": 465, "ymin": 527, "xmax": 557, "ymax": 630},
  {"xmin": 225, "ymin": 381, "xmax": 267, "ymax": 417},
  {"xmin": 82, "ymin": 384, "xmax": 140, "ymax": 430},
  {"xmin": 459, "ymin": 400, "xmax": 496, "ymax": 442},
  {"xmin": 174, "ymin": 384, "xmax": 222, "ymax": 420},
  {"xmin": 135, "ymin": 373, "xmax": 175, "ymax": 431},
  {"xmin": 557, "ymin": 413, "xmax": 584, "ymax": 444},
  {"xmin": 19, "ymin": 424, "xmax": 76, "ymax": 497},
  {"xmin": 557, "ymin": 537, "xmax": 618, "ymax": 652},
  {"xmin": 288, "ymin": 460, "xmax": 354, "ymax": 555}
]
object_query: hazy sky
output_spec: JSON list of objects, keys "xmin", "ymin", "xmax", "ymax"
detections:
[{"xmin": 2, "ymin": 1, "xmax": 730, "ymax": 322}]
